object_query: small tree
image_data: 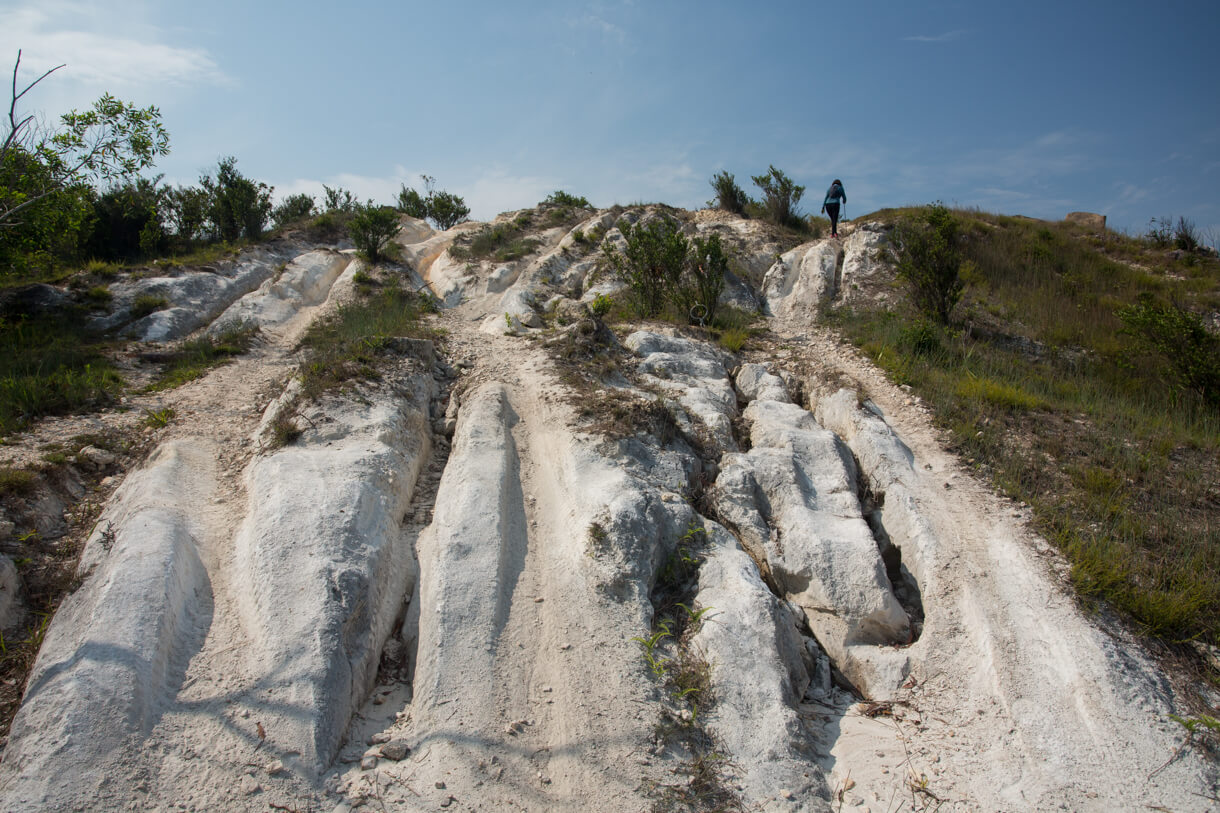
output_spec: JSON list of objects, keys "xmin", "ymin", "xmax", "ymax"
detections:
[
  {"xmin": 348, "ymin": 202, "xmax": 401, "ymax": 264},
  {"xmin": 427, "ymin": 190, "xmax": 470, "ymax": 230},
  {"xmin": 1118, "ymin": 296, "xmax": 1220, "ymax": 405},
  {"xmin": 708, "ymin": 170, "xmax": 751, "ymax": 215},
  {"xmin": 751, "ymin": 165, "xmax": 804, "ymax": 228},
  {"xmin": 164, "ymin": 184, "xmax": 209, "ymax": 244},
  {"xmin": 602, "ymin": 215, "xmax": 689, "ymax": 318},
  {"xmin": 1, "ymin": 50, "xmax": 170, "ymax": 228},
  {"xmin": 200, "ymin": 157, "xmax": 272, "ymax": 242},
  {"xmin": 544, "ymin": 190, "xmax": 591, "ymax": 208},
  {"xmin": 396, "ymin": 184, "xmax": 427, "ymax": 219},
  {"xmin": 681, "ymin": 232, "xmax": 728, "ymax": 324},
  {"xmin": 323, "ymin": 185, "xmax": 356, "ymax": 214},
  {"xmin": 272, "ymin": 193, "xmax": 315, "ymax": 227},
  {"xmin": 397, "ymin": 175, "xmax": 469, "ymax": 230},
  {"xmin": 890, "ymin": 202, "xmax": 964, "ymax": 325}
]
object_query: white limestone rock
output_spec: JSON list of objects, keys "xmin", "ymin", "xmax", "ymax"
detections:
[
  {"xmin": 692, "ymin": 523, "xmax": 827, "ymax": 810},
  {"xmin": 625, "ymin": 331, "xmax": 738, "ymax": 451}
]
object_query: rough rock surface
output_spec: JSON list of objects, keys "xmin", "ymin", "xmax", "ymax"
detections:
[{"xmin": 0, "ymin": 210, "xmax": 1213, "ymax": 813}]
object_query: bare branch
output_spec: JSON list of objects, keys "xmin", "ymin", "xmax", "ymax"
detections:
[{"xmin": 3, "ymin": 50, "xmax": 64, "ymax": 163}]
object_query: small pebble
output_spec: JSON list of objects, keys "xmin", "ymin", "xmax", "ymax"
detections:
[
  {"xmin": 779, "ymin": 788, "xmax": 793, "ymax": 800},
  {"xmin": 435, "ymin": 781, "xmax": 446, "ymax": 789},
  {"xmin": 264, "ymin": 760, "xmax": 285, "ymax": 776},
  {"xmin": 368, "ymin": 732, "xmax": 391, "ymax": 745},
  {"xmin": 361, "ymin": 755, "xmax": 378, "ymax": 771}
]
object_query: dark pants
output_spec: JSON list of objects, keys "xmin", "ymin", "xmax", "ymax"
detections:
[{"xmin": 825, "ymin": 202, "xmax": 840, "ymax": 235}]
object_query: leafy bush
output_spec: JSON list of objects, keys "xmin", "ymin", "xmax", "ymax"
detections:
[
  {"xmin": 164, "ymin": 185, "xmax": 209, "ymax": 244},
  {"xmin": 348, "ymin": 203, "xmax": 402, "ymax": 264},
  {"xmin": 751, "ymin": 165, "xmax": 805, "ymax": 228},
  {"xmin": 589, "ymin": 293, "xmax": 613, "ymax": 318},
  {"xmin": 85, "ymin": 176, "xmax": 165, "ymax": 261},
  {"xmin": 1118, "ymin": 296, "xmax": 1220, "ymax": 405},
  {"xmin": 1174, "ymin": 216, "xmax": 1200, "ymax": 252},
  {"xmin": 679, "ymin": 233, "xmax": 728, "ymax": 324},
  {"xmin": 396, "ymin": 185, "xmax": 427, "ymax": 219},
  {"xmin": 201, "ymin": 157, "xmax": 273, "ymax": 241},
  {"xmin": 272, "ymin": 193, "xmax": 316, "ymax": 227},
  {"xmin": 708, "ymin": 170, "xmax": 751, "ymax": 215},
  {"xmin": 603, "ymin": 216, "xmax": 688, "ymax": 317},
  {"xmin": 323, "ymin": 185, "xmax": 357, "ymax": 213},
  {"xmin": 544, "ymin": 190, "xmax": 591, "ymax": 208},
  {"xmin": 889, "ymin": 202, "xmax": 965, "ymax": 324},
  {"xmin": 396, "ymin": 175, "xmax": 470, "ymax": 231},
  {"xmin": 602, "ymin": 215, "xmax": 729, "ymax": 323},
  {"xmin": 427, "ymin": 190, "xmax": 471, "ymax": 230}
]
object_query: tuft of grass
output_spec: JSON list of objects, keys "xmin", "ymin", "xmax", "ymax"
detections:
[
  {"xmin": 0, "ymin": 467, "xmax": 37, "ymax": 498},
  {"xmin": 141, "ymin": 407, "xmax": 175, "ymax": 428},
  {"xmin": 0, "ymin": 313, "xmax": 124, "ymax": 437},
  {"xmin": 267, "ymin": 411, "xmax": 304, "ymax": 449},
  {"xmin": 831, "ymin": 208, "xmax": 1220, "ymax": 646},
  {"xmin": 297, "ymin": 284, "xmax": 437, "ymax": 400},
  {"xmin": 144, "ymin": 323, "xmax": 259, "ymax": 391},
  {"xmin": 129, "ymin": 294, "xmax": 170, "ymax": 319}
]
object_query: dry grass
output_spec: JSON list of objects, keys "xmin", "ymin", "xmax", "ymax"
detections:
[{"xmin": 835, "ymin": 208, "xmax": 1220, "ymax": 648}]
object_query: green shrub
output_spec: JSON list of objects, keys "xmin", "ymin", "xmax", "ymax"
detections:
[
  {"xmin": 201, "ymin": 157, "xmax": 273, "ymax": 241},
  {"xmin": 589, "ymin": 293, "xmax": 613, "ymax": 318},
  {"xmin": 898, "ymin": 318, "xmax": 942, "ymax": 355},
  {"xmin": 0, "ymin": 467, "xmax": 36, "ymax": 497},
  {"xmin": 603, "ymin": 216, "xmax": 688, "ymax": 317},
  {"xmin": 890, "ymin": 202, "xmax": 965, "ymax": 324},
  {"xmin": 396, "ymin": 185, "xmax": 427, "ymax": 219},
  {"xmin": 603, "ymin": 216, "xmax": 731, "ymax": 324},
  {"xmin": 322, "ymin": 185, "xmax": 357, "ymax": 213},
  {"xmin": 751, "ymin": 165, "xmax": 805, "ymax": 228},
  {"xmin": 427, "ymin": 190, "xmax": 471, "ymax": 230},
  {"xmin": 679, "ymin": 233, "xmax": 728, "ymax": 325},
  {"xmin": 1118, "ymin": 296, "xmax": 1220, "ymax": 405},
  {"xmin": 272, "ymin": 193, "xmax": 316, "ymax": 227},
  {"xmin": 397, "ymin": 175, "xmax": 470, "ymax": 231},
  {"xmin": 348, "ymin": 203, "xmax": 402, "ymax": 264},
  {"xmin": 708, "ymin": 170, "xmax": 751, "ymax": 215},
  {"xmin": 130, "ymin": 294, "xmax": 169, "ymax": 318},
  {"xmin": 1174, "ymin": 216, "xmax": 1200, "ymax": 252},
  {"xmin": 717, "ymin": 327, "xmax": 747, "ymax": 352},
  {"xmin": 544, "ymin": 190, "xmax": 591, "ymax": 208}
]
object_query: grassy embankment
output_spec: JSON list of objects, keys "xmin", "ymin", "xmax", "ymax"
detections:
[{"xmin": 832, "ymin": 209, "xmax": 1220, "ymax": 649}]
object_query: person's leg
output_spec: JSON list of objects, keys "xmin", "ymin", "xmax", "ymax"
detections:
[{"xmin": 827, "ymin": 202, "xmax": 839, "ymax": 236}]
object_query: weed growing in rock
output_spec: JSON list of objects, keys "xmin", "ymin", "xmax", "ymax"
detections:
[
  {"xmin": 141, "ymin": 406, "xmax": 174, "ymax": 427},
  {"xmin": 129, "ymin": 294, "xmax": 169, "ymax": 319},
  {"xmin": 267, "ymin": 411, "xmax": 304, "ymax": 449}
]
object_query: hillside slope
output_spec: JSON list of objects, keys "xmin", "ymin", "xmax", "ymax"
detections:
[{"xmin": 0, "ymin": 208, "xmax": 1215, "ymax": 812}]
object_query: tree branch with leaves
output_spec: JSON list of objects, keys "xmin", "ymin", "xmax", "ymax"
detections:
[{"xmin": 1, "ymin": 49, "xmax": 170, "ymax": 228}]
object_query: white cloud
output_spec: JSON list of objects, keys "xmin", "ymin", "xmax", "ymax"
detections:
[
  {"xmin": 461, "ymin": 169, "xmax": 559, "ymax": 221},
  {"xmin": 902, "ymin": 30, "xmax": 966, "ymax": 43},
  {"xmin": 0, "ymin": 1, "xmax": 227, "ymax": 93}
]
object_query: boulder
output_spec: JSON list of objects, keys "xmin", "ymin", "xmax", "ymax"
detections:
[{"xmin": 1065, "ymin": 211, "xmax": 1106, "ymax": 231}]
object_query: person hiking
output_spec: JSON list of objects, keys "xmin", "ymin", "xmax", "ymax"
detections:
[{"xmin": 821, "ymin": 179, "xmax": 846, "ymax": 238}]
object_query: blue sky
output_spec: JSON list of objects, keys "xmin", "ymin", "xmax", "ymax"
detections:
[{"xmin": 4, "ymin": 0, "xmax": 1218, "ymax": 237}]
